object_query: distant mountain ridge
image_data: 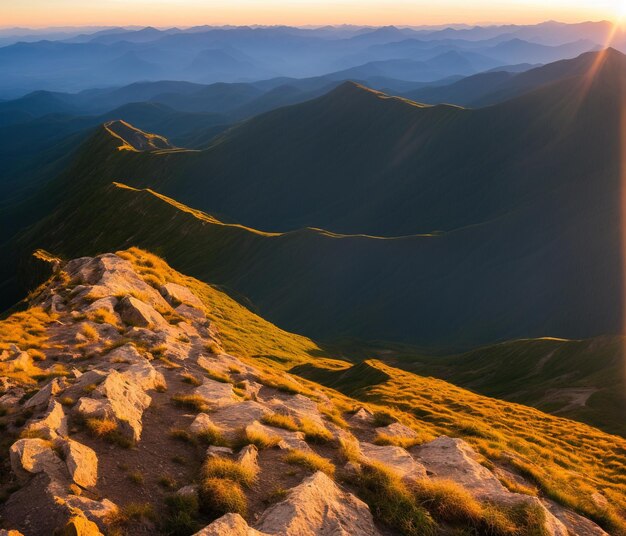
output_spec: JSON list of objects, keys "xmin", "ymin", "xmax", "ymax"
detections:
[{"xmin": 3, "ymin": 49, "xmax": 626, "ymax": 351}]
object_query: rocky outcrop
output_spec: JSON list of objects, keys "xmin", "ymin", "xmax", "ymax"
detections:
[
  {"xmin": 359, "ymin": 442, "xmax": 427, "ymax": 481},
  {"xmin": 61, "ymin": 439, "xmax": 98, "ymax": 488},
  {"xmin": 10, "ymin": 439, "xmax": 65, "ymax": 482},
  {"xmin": 116, "ymin": 295, "xmax": 167, "ymax": 328},
  {"xmin": 160, "ymin": 282, "xmax": 204, "ymax": 310},
  {"xmin": 414, "ymin": 436, "xmax": 569, "ymax": 536},
  {"xmin": 194, "ymin": 378, "xmax": 239, "ymax": 409},
  {"xmin": 194, "ymin": 513, "xmax": 265, "ymax": 536},
  {"xmin": 255, "ymin": 472, "xmax": 381, "ymax": 536},
  {"xmin": 23, "ymin": 399, "xmax": 68, "ymax": 439},
  {"xmin": 0, "ymin": 252, "xmax": 616, "ymax": 536},
  {"xmin": 76, "ymin": 368, "xmax": 153, "ymax": 441}
]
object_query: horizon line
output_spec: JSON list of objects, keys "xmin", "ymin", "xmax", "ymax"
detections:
[{"xmin": 0, "ymin": 18, "xmax": 615, "ymax": 31}]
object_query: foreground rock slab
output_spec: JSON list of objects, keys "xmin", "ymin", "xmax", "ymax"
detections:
[{"xmin": 255, "ymin": 471, "xmax": 381, "ymax": 536}]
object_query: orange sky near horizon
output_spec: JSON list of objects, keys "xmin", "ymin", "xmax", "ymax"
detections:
[{"xmin": 0, "ymin": 0, "xmax": 625, "ymax": 28}]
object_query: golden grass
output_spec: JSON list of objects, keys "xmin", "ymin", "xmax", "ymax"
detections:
[
  {"xmin": 299, "ymin": 417, "xmax": 333, "ymax": 444},
  {"xmin": 374, "ymin": 432, "xmax": 421, "ymax": 449},
  {"xmin": 346, "ymin": 360, "xmax": 626, "ymax": 535},
  {"xmin": 202, "ymin": 457, "xmax": 257, "ymax": 488},
  {"xmin": 79, "ymin": 322, "xmax": 99, "ymax": 341},
  {"xmin": 84, "ymin": 417, "xmax": 118, "ymax": 437},
  {"xmin": 284, "ymin": 449, "xmax": 335, "ymax": 476},
  {"xmin": 86, "ymin": 308, "xmax": 120, "ymax": 327},
  {"xmin": 171, "ymin": 394, "xmax": 209, "ymax": 412},
  {"xmin": 239, "ymin": 426, "xmax": 282, "ymax": 450},
  {"xmin": 117, "ymin": 248, "xmax": 626, "ymax": 534},
  {"xmin": 181, "ymin": 373, "xmax": 202, "ymax": 386},
  {"xmin": 318, "ymin": 405, "xmax": 348, "ymax": 429},
  {"xmin": 198, "ymin": 477, "xmax": 247, "ymax": 518},
  {"xmin": 204, "ymin": 369, "xmax": 232, "ymax": 384},
  {"xmin": 350, "ymin": 461, "xmax": 436, "ymax": 536},
  {"xmin": 196, "ymin": 424, "xmax": 225, "ymax": 446},
  {"xmin": 261, "ymin": 413, "xmax": 300, "ymax": 431}
]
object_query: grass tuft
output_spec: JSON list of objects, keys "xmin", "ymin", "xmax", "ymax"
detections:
[
  {"xmin": 171, "ymin": 394, "xmax": 209, "ymax": 412},
  {"xmin": 198, "ymin": 478, "xmax": 247, "ymax": 519},
  {"xmin": 202, "ymin": 457, "xmax": 257, "ymax": 488},
  {"xmin": 284, "ymin": 449, "xmax": 335, "ymax": 476}
]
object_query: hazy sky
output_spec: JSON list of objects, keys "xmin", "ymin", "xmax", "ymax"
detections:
[{"xmin": 1, "ymin": 0, "xmax": 624, "ymax": 27}]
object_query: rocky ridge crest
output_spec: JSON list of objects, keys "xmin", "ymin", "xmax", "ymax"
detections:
[{"xmin": 0, "ymin": 252, "xmax": 609, "ymax": 535}]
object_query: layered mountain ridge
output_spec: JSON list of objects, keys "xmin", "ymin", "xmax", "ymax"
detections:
[{"xmin": 6, "ymin": 50, "xmax": 626, "ymax": 351}]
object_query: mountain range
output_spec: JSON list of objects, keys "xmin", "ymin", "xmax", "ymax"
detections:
[
  {"xmin": 2, "ymin": 20, "xmax": 626, "ymax": 536},
  {"xmin": 0, "ymin": 22, "xmax": 611, "ymax": 96}
]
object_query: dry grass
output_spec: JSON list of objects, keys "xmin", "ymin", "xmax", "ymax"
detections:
[
  {"xmin": 28, "ymin": 349, "xmax": 46, "ymax": 362},
  {"xmin": 169, "ymin": 428, "xmax": 193, "ymax": 443},
  {"xmin": 204, "ymin": 341, "xmax": 222, "ymax": 354},
  {"xmin": 202, "ymin": 457, "xmax": 257, "ymax": 488},
  {"xmin": 118, "ymin": 248, "xmax": 626, "ymax": 535},
  {"xmin": 86, "ymin": 308, "xmax": 120, "ymax": 327},
  {"xmin": 284, "ymin": 449, "xmax": 335, "ymax": 476},
  {"xmin": 84, "ymin": 417, "xmax": 118, "ymax": 437},
  {"xmin": 261, "ymin": 413, "xmax": 299, "ymax": 431},
  {"xmin": 319, "ymin": 405, "xmax": 348, "ymax": 429},
  {"xmin": 127, "ymin": 471, "xmax": 144, "ymax": 485},
  {"xmin": 339, "ymin": 437, "xmax": 362, "ymax": 463},
  {"xmin": 0, "ymin": 307, "xmax": 56, "ymax": 353},
  {"xmin": 299, "ymin": 417, "xmax": 333, "ymax": 444},
  {"xmin": 198, "ymin": 478, "xmax": 247, "ymax": 519},
  {"xmin": 350, "ymin": 461, "xmax": 436, "ymax": 536},
  {"xmin": 374, "ymin": 432, "xmax": 421, "ymax": 449},
  {"xmin": 171, "ymin": 394, "xmax": 209, "ymax": 412},
  {"xmin": 238, "ymin": 426, "xmax": 282, "ymax": 450},
  {"xmin": 204, "ymin": 369, "xmax": 232, "ymax": 384},
  {"xmin": 107, "ymin": 502, "xmax": 156, "ymax": 530},
  {"xmin": 79, "ymin": 323, "xmax": 99, "ymax": 341},
  {"xmin": 196, "ymin": 424, "xmax": 225, "ymax": 446},
  {"xmin": 84, "ymin": 417, "xmax": 132, "ymax": 448},
  {"xmin": 181, "ymin": 373, "xmax": 202, "ymax": 386}
]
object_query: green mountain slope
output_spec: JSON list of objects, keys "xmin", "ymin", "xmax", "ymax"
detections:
[
  {"xmin": 344, "ymin": 336, "xmax": 626, "ymax": 437},
  {"xmin": 5, "ymin": 49, "xmax": 626, "ymax": 350}
]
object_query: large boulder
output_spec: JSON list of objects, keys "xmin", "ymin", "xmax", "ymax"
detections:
[
  {"xmin": 60, "ymin": 439, "xmax": 98, "ymax": 488},
  {"xmin": 267, "ymin": 394, "xmax": 324, "ymax": 427},
  {"xmin": 255, "ymin": 471, "xmax": 381, "ymax": 536},
  {"xmin": 160, "ymin": 282, "xmax": 204, "ymax": 309},
  {"xmin": 121, "ymin": 360, "xmax": 166, "ymax": 392},
  {"xmin": 9, "ymin": 439, "xmax": 66, "ymax": 482},
  {"xmin": 413, "ymin": 436, "xmax": 507, "ymax": 496},
  {"xmin": 194, "ymin": 378, "xmax": 239, "ymax": 409},
  {"xmin": 23, "ymin": 399, "xmax": 68, "ymax": 440},
  {"xmin": 359, "ymin": 442, "xmax": 427, "ymax": 481},
  {"xmin": 116, "ymin": 295, "xmax": 167, "ymax": 329},
  {"xmin": 236, "ymin": 445, "xmax": 260, "ymax": 475},
  {"xmin": 65, "ymin": 254, "xmax": 169, "ymax": 309},
  {"xmin": 193, "ymin": 514, "xmax": 266, "ymax": 535},
  {"xmin": 211, "ymin": 401, "xmax": 268, "ymax": 437},
  {"xmin": 190, "ymin": 413, "xmax": 218, "ymax": 435},
  {"xmin": 414, "ymin": 437, "xmax": 568, "ymax": 536},
  {"xmin": 57, "ymin": 514, "xmax": 103, "ymax": 536},
  {"xmin": 375, "ymin": 422, "xmax": 418, "ymax": 440},
  {"xmin": 75, "ymin": 369, "xmax": 152, "ymax": 441},
  {"xmin": 24, "ymin": 378, "xmax": 67, "ymax": 410}
]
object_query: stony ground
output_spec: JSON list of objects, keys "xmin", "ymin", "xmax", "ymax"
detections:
[{"xmin": 0, "ymin": 253, "xmax": 613, "ymax": 535}]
